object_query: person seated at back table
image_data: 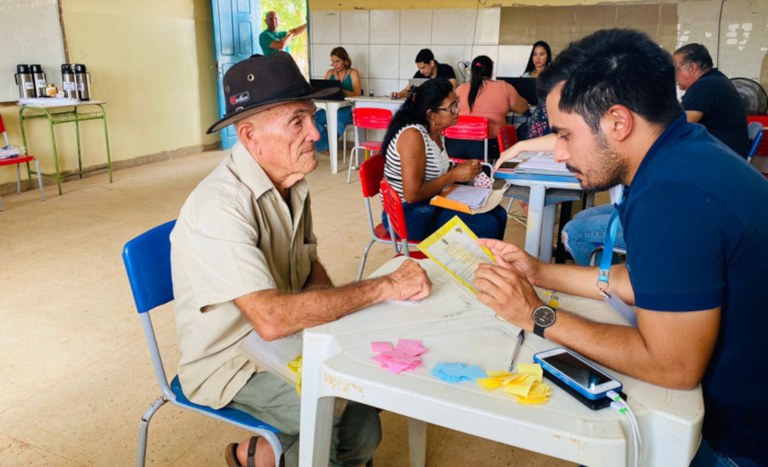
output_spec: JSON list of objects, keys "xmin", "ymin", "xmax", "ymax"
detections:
[
  {"xmin": 520, "ymin": 41, "xmax": 554, "ymax": 141},
  {"xmin": 448, "ymin": 55, "xmax": 528, "ymax": 161},
  {"xmin": 391, "ymin": 49, "xmax": 457, "ymax": 99},
  {"xmin": 522, "ymin": 40, "xmax": 552, "ymax": 78},
  {"xmin": 381, "ymin": 78, "xmax": 507, "ymax": 241},
  {"xmin": 674, "ymin": 43, "xmax": 749, "ymax": 158},
  {"xmin": 314, "ymin": 47, "xmax": 361, "ymax": 153},
  {"xmin": 478, "ymin": 28, "xmax": 768, "ymax": 466}
]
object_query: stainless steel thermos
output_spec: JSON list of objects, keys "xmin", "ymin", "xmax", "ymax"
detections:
[
  {"xmin": 74, "ymin": 64, "xmax": 91, "ymax": 101},
  {"xmin": 30, "ymin": 64, "xmax": 47, "ymax": 98},
  {"xmin": 15, "ymin": 64, "xmax": 36, "ymax": 99},
  {"xmin": 61, "ymin": 64, "xmax": 77, "ymax": 99}
]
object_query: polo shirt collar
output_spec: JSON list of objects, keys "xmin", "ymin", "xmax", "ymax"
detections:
[{"xmin": 628, "ymin": 115, "xmax": 690, "ymax": 190}]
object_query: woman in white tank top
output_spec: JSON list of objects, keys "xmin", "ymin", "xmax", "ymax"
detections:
[{"xmin": 381, "ymin": 79, "xmax": 508, "ymax": 241}]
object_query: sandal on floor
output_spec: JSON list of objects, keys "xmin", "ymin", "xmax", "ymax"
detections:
[{"xmin": 224, "ymin": 436, "xmax": 258, "ymax": 467}]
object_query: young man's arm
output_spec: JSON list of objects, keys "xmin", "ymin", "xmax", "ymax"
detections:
[{"xmin": 474, "ymin": 254, "xmax": 719, "ymax": 389}]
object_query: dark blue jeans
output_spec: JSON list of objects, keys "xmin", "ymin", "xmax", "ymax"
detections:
[
  {"xmin": 382, "ymin": 199, "xmax": 507, "ymax": 241},
  {"xmin": 315, "ymin": 107, "xmax": 352, "ymax": 153},
  {"xmin": 690, "ymin": 437, "xmax": 758, "ymax": 467}
]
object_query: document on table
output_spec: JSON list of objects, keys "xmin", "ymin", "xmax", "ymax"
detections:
[
  {"xmin": 417, "ymin": 216, "xmax": 495, "ymax": 292},
  {"xmin": 514, "ymin": 151, "xmax": 571, "ymax": 176}
]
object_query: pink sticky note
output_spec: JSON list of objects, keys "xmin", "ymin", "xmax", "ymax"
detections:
[{"xmin": 371, "ymin": 341, "xmax": 394, "ymax": 353}]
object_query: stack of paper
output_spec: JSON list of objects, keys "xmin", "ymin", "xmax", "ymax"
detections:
[
  {"xmin": 443, "ymin": 185, "xmax": 490, "ymax": 208},
  {"xmin": 515, "ymin": 152, "xmax": 571, "ymax": 176}
]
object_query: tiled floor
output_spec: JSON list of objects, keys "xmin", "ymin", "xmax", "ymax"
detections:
[{"xmin": 0, "ymin": 151, "xmax": 575, "ymax": 466}]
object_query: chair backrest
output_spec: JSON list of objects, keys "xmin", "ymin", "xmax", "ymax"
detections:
[
  {"xmin": 443, "ymin": 116, "xmax": 489, "ymax": 141},
  {"xmin": 747, "ymin": 121, "xmax": 764, "ymax": 161},
  {"xmin": 380, "ymin": 179, "xmax": 409, "ymax": 244},
  {"xmin": 0, "ymin": 114, "xmax": 10, "ymax": 147},
  {"xmin": 359, "ymin": 153, "xmax": 385, "ymax": 198},
  {"xmin": 123, "ymin": 220, "xmax": 176, "ymax": 314},
  {"xmin": 497, "ymin": 124, "xmax": 519, "ymax": 152},
  {"xmin": 353, "ymin": 107, "xmax": 393, "ymax": 130},
  {"xmin": 122, "ymin": 220, "xmax": 177, "ymax": 399}
]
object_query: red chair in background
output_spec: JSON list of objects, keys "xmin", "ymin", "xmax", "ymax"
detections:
[
  {"xmin": 443, "ymin": 115, "xmax": 490, "ymax": 163},
  {"xmin": 497, "ymin": 124, "xmax": 519, "ymax": 153},
  {"xmin": 0, "ymin": 114, "xmax": 44, "ymax": 210},
  {"xmin": 747, "ymin": 116, "xmax": 768, "ymax": 178},
  {"xmin": 379, "ymin": 179, "xmax": 428, "ymax": 261},
  {"xmin": 347, "ymin": 107, "xmax": 392, "ymax": 183}
]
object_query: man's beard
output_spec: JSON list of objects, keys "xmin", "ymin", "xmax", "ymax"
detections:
[{"xmin": 568, "ymin": 131, "xmax": 628, "ymax": 193}]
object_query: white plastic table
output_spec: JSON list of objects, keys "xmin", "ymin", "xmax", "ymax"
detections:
[
  {"xmin": 299, "ymin": 257, "xmax": 703, "ymax": 467},
  {"xmin": 313, "ymin": 99, "xmax": 352, "ymax": 174},
  {"xmin": 496, "ymin": 170, "xmax": 583, "ymax": 262}
]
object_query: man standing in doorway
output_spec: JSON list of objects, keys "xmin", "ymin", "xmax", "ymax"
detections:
[
  {"xmin": 259, "ymin": 11, "xmax": 307, "ymax": 57},
  {"xmin": 674, "ymin": 43, "xmax": 749, "ymax": 157}
]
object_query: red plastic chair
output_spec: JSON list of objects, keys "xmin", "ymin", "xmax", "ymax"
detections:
[
  {"xmin": 443, "ymin": 116, "xmax": 490, "ymax": 163},
  {"xmin": 0, "ymin": 114, "xmax": 44, "ymax": 210},
  {"xmin": 356, "ymin": 154, "xmax": 421, "ymax": 280},
  {"xmin": 347, "ymin": 107, "xmax": 393, "ymax": 183},
  {"xmin": 497, "ymin": 124, "xmax": 519, "ymax": 152},
  {"xmin": 379, "ymin": 179, "xmax": 428, "ymax": 261}
]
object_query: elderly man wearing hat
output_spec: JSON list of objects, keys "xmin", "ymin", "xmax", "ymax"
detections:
[{"xmin": 170, "ymin": 53, "xmax": 432, "ymax": 467}]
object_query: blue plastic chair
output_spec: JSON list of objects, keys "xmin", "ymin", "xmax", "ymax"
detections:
[
  {"xmin": 747, "ymin": 121, "xmax": 764, "ymax": 162},
  {"xmin": 122, "ymin": 220, "xmax": 283, "ymax": 467}
]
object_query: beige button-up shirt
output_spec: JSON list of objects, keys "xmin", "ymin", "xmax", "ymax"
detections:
[{"xmin": 170, "ymin": 141, "xmax": 317, "ymax": 408}]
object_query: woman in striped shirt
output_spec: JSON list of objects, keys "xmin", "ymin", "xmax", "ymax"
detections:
[{"xmin": 381, "ymin": 78, "xmax": 508, "ymax": 241}]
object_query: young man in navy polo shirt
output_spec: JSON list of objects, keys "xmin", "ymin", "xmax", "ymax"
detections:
[{"xmin": 475, "ymin": 29, "xmax": 768, "ymax": 466}]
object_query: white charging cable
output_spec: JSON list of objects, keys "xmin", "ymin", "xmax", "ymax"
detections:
[{"xmin": 607, "ymin": 390, "xmax": 643, "ymax": 467}]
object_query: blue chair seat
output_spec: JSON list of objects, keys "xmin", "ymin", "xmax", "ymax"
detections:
[{"xmin": 170, "ymin": 376, "xmax": 280, "ymax": 434}]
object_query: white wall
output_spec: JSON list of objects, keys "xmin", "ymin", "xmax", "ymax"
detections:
[{"xmin": 309, "ymin": 8, "xmax": 532, "ymax": 96}]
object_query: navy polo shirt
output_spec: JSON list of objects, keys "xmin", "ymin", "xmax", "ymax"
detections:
[{"xmin": 616, "ymin": 115, "xmax": 768, "ymax": 463}]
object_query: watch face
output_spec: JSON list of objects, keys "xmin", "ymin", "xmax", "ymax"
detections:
[{"xmin": 533, "ymin": 307, "xmax": 556, "ymax": 327}]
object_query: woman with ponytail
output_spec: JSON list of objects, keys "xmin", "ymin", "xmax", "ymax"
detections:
[
  {"xmin": 381, "ymin": 78, "xmax": 508, "ymax": 241},
  {"xmin": 449, "ymin": 55, "xmax": 529, "ymax": 160}
]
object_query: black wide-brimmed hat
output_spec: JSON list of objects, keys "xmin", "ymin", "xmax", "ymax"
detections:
[{"xmin": 207, "ymin": 52, "xmax": 336, "ymax": 133}]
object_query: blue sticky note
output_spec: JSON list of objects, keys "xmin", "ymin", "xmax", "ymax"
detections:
[{"xmin": 431, "ymin": 362, "xmax": 488, "ymax": 383}]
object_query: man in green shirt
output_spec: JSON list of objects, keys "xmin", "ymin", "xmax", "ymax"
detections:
[{"xmin": 259, "ymin": 11, "xmax": 306, "ymax": 56}]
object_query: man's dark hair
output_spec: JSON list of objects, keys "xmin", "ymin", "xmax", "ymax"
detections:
[
  {"xmin": 674, "ymin": 43, "xmax": 714, "ymax": 70},
  {"xmin": 538, "ymin": 28, "xmax": 683, "ymax": 133},
  {"xmin": 415, "ymin": 49, "xmax": 435, "ymax": 64}
]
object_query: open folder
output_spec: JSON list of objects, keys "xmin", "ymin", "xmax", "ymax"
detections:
[{"xmin": 430, "ymin": 181, "xmax": 509, "ymax": 214}]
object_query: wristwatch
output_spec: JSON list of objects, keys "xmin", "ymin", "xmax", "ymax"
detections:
[{"xmin": 531, "ymin": 305, "xmax": 557, "ymax": 338}]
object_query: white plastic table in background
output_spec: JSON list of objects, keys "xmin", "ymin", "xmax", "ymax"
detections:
[
  {"xmin": 496, "ymin": 171, "xmax": 584, "ymax": 262},
  {"xmin": 299, "ymin": 257, "xmax": 703, "ymax": 467},
  {"xmin": 313, "ymin": 99, "xmax": 352, "ymax": 174}
]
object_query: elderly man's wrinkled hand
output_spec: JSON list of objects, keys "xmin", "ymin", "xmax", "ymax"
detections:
[{"xmin": 388, "ymin": 259, "xmax": 432, "ymax": 301}]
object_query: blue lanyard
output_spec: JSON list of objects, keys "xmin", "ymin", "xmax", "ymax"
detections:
[{"xmin": 596, "ymin": 205, "xmax": 638, "ymax": 327}]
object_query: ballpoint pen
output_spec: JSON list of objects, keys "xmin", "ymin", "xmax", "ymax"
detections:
[{"xmin": 509, "ymin": 330, "xmax": 525, "ymax": 372}]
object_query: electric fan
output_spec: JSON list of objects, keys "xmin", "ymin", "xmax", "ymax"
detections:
[{"xmin": 730, "ymin": 78, "xmax": 768, "ymax": 115}]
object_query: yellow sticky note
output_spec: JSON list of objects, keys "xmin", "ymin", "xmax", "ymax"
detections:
[
  {"xmin": 502, "ymin": 374, "xmax": 536, "ymax": 397},
  {"xmin": 288, "ymin": 355, "xmax": 302, "ymax": 395},
  {"xmin": 517, "ymin": 363, "xmax": 543, "ymax": 382}
]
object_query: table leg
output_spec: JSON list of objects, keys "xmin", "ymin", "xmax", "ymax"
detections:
[
  {"xmin": 524, "ymin": 185, "xmax": 546, "ymax": 258},
  {"xmin": 98, "ymin": 104, "xmax": 113, "ymax": 183},
  {"xmin": 539, "ymin": 204, "xmax": 556, "ymax": 263},
  {"xmin": 74, "ymin": 107, "xmax": 83, "ymax": 178},
  {"xmin": 327, "ymin": 104, "xmax": 339, "ymax": 174},
  {"xmin": 407, "ymin": 418, "xmax": 427, "ymax": 467},
  {"xmin": 300, "ymin": 334, "xmax": 338, "ymax": 467}
]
